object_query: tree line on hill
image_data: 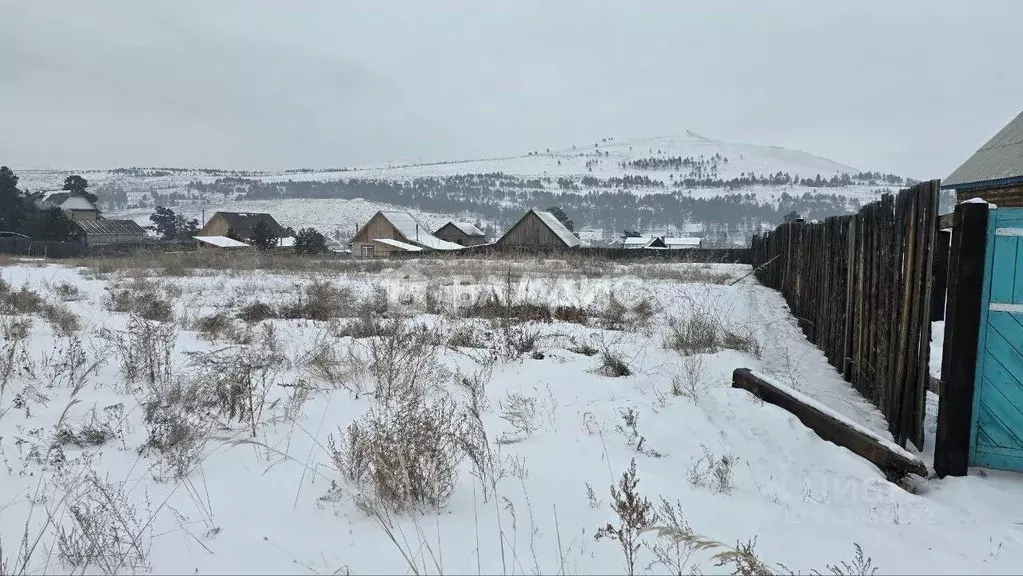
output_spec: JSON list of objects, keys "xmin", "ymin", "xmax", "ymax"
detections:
[{"xmin": 183, "ymin": 172, "xmax": 929, "ymax": 244}]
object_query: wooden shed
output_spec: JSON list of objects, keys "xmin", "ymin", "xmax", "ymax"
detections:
[
  {"xmin": 435, "ymin": 221, "xmax": 488, "ymax": 247},
  {"xmin": 40, "ymin": 192, "xmax": 100, "ymax": 220},
  {"xmin": 495, "ymin": 209, "xmax": 581, "ymax": 249},
  {"xmin": 74, "ymin": 219, "xmax": 148, "ymax": 247},
  {"xmin": 351, "ymin": 211, "xmax": 463, "ymax": 257},
  {"xmin": 943, "ymin": 109, "xmax": 1023, "ymax": 206}
]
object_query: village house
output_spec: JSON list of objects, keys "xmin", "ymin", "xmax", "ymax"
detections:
[
  {"xmin": 73, "ymin": 219, "xmax": 148, "ymax": 247},
  {"xmin": 351, "ymin": 211, "xmax": 463, "ymax": 256},
  {"xmin": 622, "ymin": 236, "xmax": 667, "ymax": 249},
  {"xmin": 434, "ymin": 221, "xmax": 488, "ymax": 247},
  {"xmin": 39, "ymin": 192, "xmax": 100, "ymax": 220},
  {"xmin": 494, "ymin": 209, "xmax": 581, "ymax": 249},
  {"xmin": 943, "ymin": 109, "xmax": 1023, "ymax": 206},
  {"xmin": 197, "ymin": 212, "xmax": 288, "ymax": 244},
  {"xmin": 663, "ymin": 236, "xmax": 703, "ymax": 249}
]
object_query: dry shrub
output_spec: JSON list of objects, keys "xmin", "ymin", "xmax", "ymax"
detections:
[
  {"xmin": 52, "ymin": 281, "xmax": 84, "ymax": 302},
  {"xmin": 106, "ymin": 281, "xmax": 174, "ymax": 322},
  {"xmin": 665, "ymin": 313, "xmax": 760, "ymax": 358},
  {"xmin": 52, "ymin": 408, "xmax": 120, "ymax": 449},
  {"xmin": 194, "ymin": 312, "xmax": 233, "ymax": 342},
  {"xmin": 335, "ymin": 313, "xmax": 391, "ymax": 340},
  {"xmin": 497, "ymin": 391, "xmax": 538, "ymax": 444},
  {"xmin": 55, "ymin": 470, "xmax": 152, "ymax": 573},
  {"xmin": 138, "ymin": 375, "xmax": 216, "ymax": 479},
  {"xmin": 446, "ymin": 324, "xmax": 486, "ymax": 348},
  {"xmin": 0, "ymin": 278, "xmax": 80, "ymax": 334},
  {"xmin": 99, "ymin": 316, "xmax": 176, "ymax": 388},
  {"xmin": 671, "ymin": 354, "xmax": 706, "ymax": 401},
  {"xmin": 599, "ymin": 348, "xmax": 632, "ymax": 377},
  {"xmin": 43, "ymin": 303, "xmax": 81, "ymax": 336},
  {"xmin": 553, "ymin": 304, "xmax": 589, "ymax": 324},
  {"xmin": 1, "ymin": 315, "xmax": 32, "ymax": 393},
  {"xmin": 330, "ymin": 393, "xmax": 467, "ymax": 511},
  {"xmin": 237, "ymin": 301, "xmax": 277, "ymax": 323},
  {"xmin": 368, "ymin": 320, "xmax": 447, "ymax": 401},
  {"xmin": 687, "ymin": 445, "xmax": 737, "ymax": 494},
  {"xmin": 304, "ymin": 336, "xmax": 367, "ymax": 395},
  {"xmin": 280, "ymin": 280, "xmax": 354, "ymax": 321},
  {"xmin": 599, "ymin": 293, "xmax": 656, "ymax": 331}
]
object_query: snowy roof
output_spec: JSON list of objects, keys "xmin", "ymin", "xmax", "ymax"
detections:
[
  {"xmin": 373, "ymin": 238, "xmax": 423, "ymax": 252},
  {"xmin": 74, "ymin": 219, "xmax": 147, "ymax": 236},
  {"xmin": 194, "ymin": 235, "xmax": 250, "ymax": 248},
  {"xmin": 944, "ymin": 110, "xmax": 1023, "ymax": 189},
  {"xmin": 41, "ymin": 192, "xmax": 98, "ymax": 211},
  {"xmin": 211, "ymin": 212, "xmax": 287, "ymax": 239},
  {"xmin": 442, "ymin": 221, "xmax": 486, "ymax": 237},
  {"xmin": 663, "ymin": 237, "xmax": 702, "ymax": 247},
  {"xmin": 378, "ymin": 211, "xmax": 463, "ymax": 250},
  {"xmin": 531, "ymin": 210, "xmax": 581, "ymax": 248}
]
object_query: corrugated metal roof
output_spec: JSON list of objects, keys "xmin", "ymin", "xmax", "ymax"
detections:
[
  {"xmin": 373, "ymin": 238, "xmax": 423, "ymax": 252},
  {"xmin": 74, "ymin": 219, "xmax": 147, "ymax": 236},
  {"xmin": 378, "ymin": 211, "xmax": 463, "ymax": 250},
  {"xmin": 194, "ymin": 235, "xmax": 250, "ymax": 248},
  {"xmin": 532, "ymin": 210, "xmax": 581, "ymax": 248},
  {"xmin": 944, "ymin": 110, "xmax": 1023, "ymax": 188}
]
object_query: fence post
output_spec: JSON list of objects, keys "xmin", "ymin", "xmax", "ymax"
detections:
[{"xmin": 934, "ymin": 202, "xmax": 989, "ymax": 477}]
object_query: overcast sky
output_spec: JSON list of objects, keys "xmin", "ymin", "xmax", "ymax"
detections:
[{"xmin": 2, "ymin": 0, "xmax": 1020, "ymax": 179}]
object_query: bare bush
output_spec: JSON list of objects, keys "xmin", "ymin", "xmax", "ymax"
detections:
[
  {"xmin": 330, "ymin": 393, "xmax": 467, "ymax": 511},
  {"xmin": 99, "ymin": 316, "xmax": 176, "ymax": 388},
  {"xmin": 0, "ymin": 279, "xmax": 80, "ymax": 335},
  {"xmin": 665, "ymin": 312, "xmax": 761, "ymax": 358},
  {"xmin": 194, "ymin": 312, "xmax": 233, "ymax": 342},
  {"xmin": 368, "ymin": 320, "xmax": 447, "ymax": 402},
  {"xmin": 138, "ymin": 375, "xmax": 216, "ymax": 480},
  {"xmin": 595, "ymin": 458, "xmax": 657, "ymax": 576},
  {"xmin": 43, "ymin": 303, "xmax": 81, "ymax": 336},
  {"xmin": 616, "ymin": 407, "xmax": 664, "ymax": 458},
  {"xmin": 303, "ymin": 336, "xmax": 367, "ymax": 396},
  {"xmin": 497, "ymin": 391, "xmax": 538, "ymax": 444},
  {"xmin": 52, "ymin": 407, "xmax": 120, "ymax": 449},
  {"xmin": 106, "ymin": 281, "xmax": 174, "ymax": 322},
  {"xmin": 598, "ymin": 339, "xmax": 632, "ymax": 377},
  {"xmin": 54, "ymin": 471, "xmax": 152, "ymax": 574},
  {"xmin": 687, "ymin": 445, "xmax": 737, "ymax": 494},
  {"xmin": 51, "ymin": 281, "xmax": 84, "ymax": 302},
  {"xmin": 446, "ymin": 324, "xmax": 486, "ymax": 348},
  {"xmin": 280, "ymin": 280, "xmax": 354, "ymax": 321},
  {"xmin": 237, "ymin": 301, "xmax": 277, "ymax": 323},
  {"xmin": 646, "ymin": 498, "xmax": 700, "ymax": 576},
  {"xmin": 1, "ymin": 315, "xmax": 32, "ymax": 395},
  {"xmin": 671, "ymin": 354, "xmax": 706, "ymax": 401}
]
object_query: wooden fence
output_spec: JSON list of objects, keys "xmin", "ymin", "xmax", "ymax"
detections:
[
  {"xmin": 749, "ymin": 180, "xmax": 940, "ymax": 449},
  {"xmin": 0, "ymin": 237, "xmax": 86, "ymax": 259}
]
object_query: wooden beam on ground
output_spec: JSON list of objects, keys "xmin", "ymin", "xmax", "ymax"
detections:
[{"xmin": 732, "ymin": 368, "xmax": 928, "ymax": 480}]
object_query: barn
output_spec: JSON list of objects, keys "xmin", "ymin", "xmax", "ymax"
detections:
[
  {"xmin": 197, "ymin": 212, "xmax": 288, "ymax": 243},
  {"xmin": 623, "ymin": 236, "xmax": 667, "ymax": 249},
  {"xmin": 74, "ymin": 219, "xmax": 148, "ymax": 247},
  {"xmin": 351, "ymin": 211, "xmax": 463, "ymax": 257},
  {"xmin": 495, "ymin": 209, "xmax": 581, "ymax": 249},
  {"xmin": 434, "ymin": 221, "xmax": 488, "ymax": 247},
  {"xmin": 943, "ymin": 109, "xmax": 1023, "ymax": 206}
]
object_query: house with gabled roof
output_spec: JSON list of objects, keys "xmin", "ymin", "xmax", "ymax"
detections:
[
  {"xmin": 39, "ymin": 192, "xmax": 100, "ymax": 220},
  {"xmin": 434, "ymin": 221, "xmax": 488, "ymax": 247},
  {"xmin": 197, "ymin": 212, "xmax": 287, "ymax": 243},
  {"xmin": 943, "ymin": 109, "xmax": 1023, "ymax": 206},
  {"xmin": 495, "ymin": 209, "xmax": 581, "ymax": 249},
  {"xmin": 622, "ymin": 236, "xmax": 667, "ymax": 250},
  {"xmin": 351, "ymin": 211, "xmax": 463, "ymax": 256}
]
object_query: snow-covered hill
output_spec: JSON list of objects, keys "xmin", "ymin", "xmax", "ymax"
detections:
[{"xmin": 12, "ymin": 132, "xmax": 910, "ymax": 243}]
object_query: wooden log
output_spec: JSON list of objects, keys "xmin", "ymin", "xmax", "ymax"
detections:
[
  {"xmin": 911, "ymin": 181, "xmax": 939, "ymax": 449},
  {"xmin": 934, "ymin": 202, "xmax": 989, "ymax": 477},
  {"xmin": 732, "ymin": 368, "xmax": 928, "ymax": 480}
]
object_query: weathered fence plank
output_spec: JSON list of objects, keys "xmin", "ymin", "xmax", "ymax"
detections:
[{"xmin": 750, "ymin": 181, "xmax": 939, "ymax": 449}]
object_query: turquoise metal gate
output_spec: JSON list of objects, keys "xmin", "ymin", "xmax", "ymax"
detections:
[{"xmin": 971, "ymin": 207, "xmax": 1023, "ymax": 470}]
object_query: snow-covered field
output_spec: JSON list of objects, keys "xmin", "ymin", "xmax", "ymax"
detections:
[{"xmin": 1, "ymin": 255, "xmax": 1020, "ymax": 575}]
